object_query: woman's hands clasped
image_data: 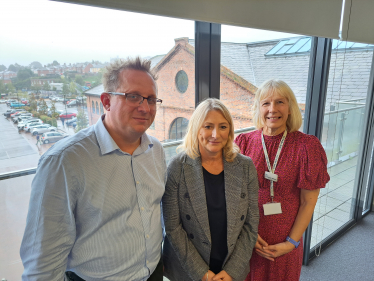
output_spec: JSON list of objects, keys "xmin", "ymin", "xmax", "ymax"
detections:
[
  {"xmin": 202, "ymin": 270, "xmax": 233, "ymax": 281},
  {"xmin": 254, "ymin": 234, "xmax": 295, "ymax": 261}
]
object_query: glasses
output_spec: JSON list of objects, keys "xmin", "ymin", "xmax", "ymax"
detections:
[{"xmin": 107, "ymin": 92, "xmax": 162, "ymax": 107}]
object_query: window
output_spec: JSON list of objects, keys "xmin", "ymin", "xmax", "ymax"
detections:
[
  {"xmin": 168, "ymin": 117, "xmax": 189, "ymax": 140},
  {"xmin": 1, "ymin": 1, "xmax": 194, "ymax": 276},
  {"xmin": 175, "ymin": 70, "xmax": 189, "ymax": 93}
]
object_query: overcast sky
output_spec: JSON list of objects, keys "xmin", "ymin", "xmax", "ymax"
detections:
[{"xmin": 1, "ymin": 0, "xmax": 297, "ymax": 68}]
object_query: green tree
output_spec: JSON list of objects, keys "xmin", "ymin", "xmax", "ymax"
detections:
[
  {"xmin": 42, "ymin": 82, "xmax": 51, "ymax": 91},
  {"xmin": 75, "ymin": 108, "xmax": 88, "ymax": 132},
  {"xmin": 52, "ymin": 60, "xmax": 59, "ymax": 66},
  {"xmin": 0, "ymin": 65, "xmax": 6, "ymax": 71},
  {"xmin": 75, "ymin": 75, "xmax": 84, "ymax": 86},
  {"xmin": 50, "ymin": 100, "xmax": 59, "ymax": 118},
  {"xmin": 70, "ymin": 82, "xmax": 77, "ymax": 95},
  {"xmin": 8, "ymin": 64, "xmax": 18, "ymax": 72},
  {"xmin": 0, "ymin": 80, "xmax": 5, "ymax": 93},
  {"xmin": 62, "ymin": 83, "xmax": 69, "ymax": 96},
  {"xmin": 17, "ymin": 68, "xmax": 33, "ymax": 80},
  {"xmin": 29, "ymin": 94, "xmax": 37, "ymax": 111},
  {"xmin": 38, "ymin": 98, "xmax": 48, "ymax": 115},
  {"xmin": 32, "ymin": 84, "xmax": 42, "ymax": 93},
  {"xmin": 6, "ymin": 83, "xmax": 16, "ymax": 94},
  {"xmin": 29, "ymin": 61, "xmax": 42, "ymax": 69}
]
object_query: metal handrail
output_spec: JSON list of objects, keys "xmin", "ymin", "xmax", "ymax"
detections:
[{"xmin": 0, "ymin": 168, "xmax": 37, "ymax": 181}]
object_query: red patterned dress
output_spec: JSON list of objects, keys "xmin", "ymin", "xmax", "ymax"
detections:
[{"xmin": 235, "ymin": 130, "xmax": 329, "ymax": 281}]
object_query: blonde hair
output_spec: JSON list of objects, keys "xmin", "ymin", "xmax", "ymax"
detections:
[
  {"xmin": 178, "ymin": 98, "xmax": 239, "ymax": 162},
  {"xmin": 252, "ymin": 79, "xmax": 302, "ymax": 132}
]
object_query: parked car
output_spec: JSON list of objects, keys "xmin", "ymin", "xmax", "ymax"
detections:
[
  {"xmin": 21, "ymin": 100, "xmax": 29, "ymax": 105},
  {"xmin": 0, "ymin": 99, "xmax": 6, "ymax": 104},
  {"xmin": 16, "ymin": 115, "xmax": 34, "ymax": 124},
  {"xmin": 67, "ymin": 100, "xmax": 77, "ymax": 107},
  {"xmin": 18, "ymin": 118, "xmax": 39, "ymax": 129},
  {"xmin": 41, "ymin": 132, "xmax": 68, "ymax": 144},
  {"xmin": 6, "ymin": 99, "xmax": 17, "ymax": 106},
  {"xmin": 23, "ymin": 120, "xmax": 44, "ymax": 132},
  {"xmin": 32, "ymin": 125, "xmax": 57, "ymax": 135},
  {"xmin": 56, "ymin": 97, "xmax": 64, "ymax": 102},
  {"xmin": 10, "ymin": 110, "xmax": 27, "ymax": 119},
  {"xmin": 66, "ymin": 117, "xmax": 77, "ymax": 125},
  {"xmin": 4, "ymin": 109, "xmax": 17, "ymax": 118},
  {"xmin": 13, "ymin": 113, "xmax": 33, "ymax": 123},
  {"xmin": 10, "ymin": 103, "xmax": 26, "ymax": 108},
  {"xmin": 59, "ymin": 112, "xmax": 77, "ymax": 119}
]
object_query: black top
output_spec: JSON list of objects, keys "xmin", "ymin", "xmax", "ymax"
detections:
[{"xmin": 202, "ymin": 167, "xmax": 228, "ymax": 274}]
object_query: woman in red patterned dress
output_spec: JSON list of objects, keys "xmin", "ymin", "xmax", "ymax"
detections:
[{"xmin": 235, "ymin": 79, "xmax": 330, "ymax": 281}]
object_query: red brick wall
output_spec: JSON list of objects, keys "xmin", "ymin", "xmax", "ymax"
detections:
[{"xmin": 86, "ymin": 95, "xmax": 104, "ymax": 125}]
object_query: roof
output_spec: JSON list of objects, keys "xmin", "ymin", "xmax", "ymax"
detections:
[
  {"xmin": 84, "ymin": 84, "xmax": 104, "ymax": 96},
  {"xmin": 149, "ymin": 55, "xmax": 165, "ymax": 69}
]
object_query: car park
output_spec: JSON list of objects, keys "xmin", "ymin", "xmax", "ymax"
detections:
[
  {"xmin": 41, "ymin": 132, "xmax": 68, "ymax": 144},
  {"xmin": 23, "ymin": 120, "xmax": 44, "ymax": 132},
  {"xmin": 32, "ymin": 125, "xmax": 57, "ymax": 135},
  {"xmin": 59, "ymin": 112, "xmax": 77, "ymax": 119}
]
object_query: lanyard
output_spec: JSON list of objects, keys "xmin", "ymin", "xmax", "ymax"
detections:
[{"xmin": 261, "ymin": 130, "xmax": 287, "ymax": 201}]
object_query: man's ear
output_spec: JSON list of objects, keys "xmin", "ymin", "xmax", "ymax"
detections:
[{"xmin": 101, "ymin": 93, "xmax": 111, "ymax": 111}]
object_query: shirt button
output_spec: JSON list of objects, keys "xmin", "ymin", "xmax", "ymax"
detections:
[
  {"xmin": 146, "ymin": 260, "xmax": 149, "ymax": 264},
  {"xmin": 136, "ymin": 181, "xmax": 140, "ymax": 184},
  {"xmin": 141, "ymin": 207, "xmax": 144, "ymax": 211},
  {"xmin": 146, "ymin": 235, "xmax": 149, "ymax": 239},
  {"xmin": 241, "ymin": 215, "xmax": 245, "ymax": 221}
]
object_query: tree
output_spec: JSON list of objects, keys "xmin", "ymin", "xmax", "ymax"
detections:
[
  {"xmin": 50, "ymin": 100, "xmax": 59, "ymax": 118},
  {"xmin": 8, "ymin": 64, "xmax": 18, "ymax": 72},
  {"xmin": 38, "ymin": 98, "xmax": 49, "ymax": 115},
  {"xmin": 32, "ymin": 84, "xmax": 42, "ymax": 93},
  {"xmin": 6, "ymin": 83, "xmax": 16, "ymax": 94},
  {"xmin": 70, "ymin": 82, "xmax": 77, "ymax": 95},
  {"xmin": 62, "ymin": 83, "xmax": 69, "ymax": 97},
  {"xmin": 29, "ymin": 94, "xmax": 37, "ymax": 111},
  {"xmin": 0, "ymin": 65, "xmax": 6, "ymax": 71},
  {"xmin": 52, "ymin": 60, "xmax": 59, "ymax": 66},
  {"xmin": 75, "ymin": 108, "xmax": 89, "ymax": 132},
  {"xmin": 75, "ymin": 75, "xmax": 84, "ymax": 86},
  {"xmin": 29, "ymin": 61, "xmax": 43, "ymax": 69},
  {"xmin": 42, "ymin": 82, "xmax": 51, "ymax": 91},
  {"xmin": 0, "ymin": 80, "xmax": 5, "ymax": 93},
  {"xmin": 17, "ymin": 68, "xmax": 33, "ymax": 80}
]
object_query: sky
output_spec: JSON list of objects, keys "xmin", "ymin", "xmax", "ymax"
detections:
[{"xmin": 0, "ymin": 0, "xmax": 298, "ymax": 68}]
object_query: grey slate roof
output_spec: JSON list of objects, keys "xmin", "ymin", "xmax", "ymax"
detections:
[
  {"xmin": 149, "ymin": 55, "xmax": 165, "ymax": 69},
  {"xmin": 84, "ymin": 84, "xmax": 104, "ymax": 96}
]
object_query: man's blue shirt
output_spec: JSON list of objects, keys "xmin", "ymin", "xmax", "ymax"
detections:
[{"xmin": 20, "ymin": 116, "xmax": 167, "ymax": 281}]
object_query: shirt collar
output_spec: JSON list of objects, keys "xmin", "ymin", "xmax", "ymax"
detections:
[{"xmin": 94, "ymin": 115, "xmax": 154, "ymax": 156}]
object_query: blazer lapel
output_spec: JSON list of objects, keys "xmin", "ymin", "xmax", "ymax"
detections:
[
  {"xmin": 183, "ymin": 156, "xmax": 211, "ymax": 243},
  {"xmin": 224, "ymin": 157, "xmax": 243, "ymax": 244}
]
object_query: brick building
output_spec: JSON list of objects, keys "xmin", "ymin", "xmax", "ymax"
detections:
[{"xmin": 84, "ymin": 37, "xmax": 256, "ymax": 142}]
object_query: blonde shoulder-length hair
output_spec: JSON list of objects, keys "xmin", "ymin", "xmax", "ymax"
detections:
[
  {"xmin": 252, "ymin": 79, "xmax": 302, "ymax": 132},
  {"xmin": 177, "ymin": 98, "xmax": 239, "ymax": 162}
]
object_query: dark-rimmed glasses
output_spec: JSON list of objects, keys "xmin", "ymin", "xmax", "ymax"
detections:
[{"xmin": 107, "ymin": 92, "xmax": 162, "ymax": 107}]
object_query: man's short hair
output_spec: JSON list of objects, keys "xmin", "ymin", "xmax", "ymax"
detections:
[{"xmin": 103, "ymin": 57, "xmax": 157, "ymax": 92}]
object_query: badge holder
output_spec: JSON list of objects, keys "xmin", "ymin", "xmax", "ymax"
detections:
[{"xmin": 263, "ymin": 180, "xmax": 282, "ymax": 216}]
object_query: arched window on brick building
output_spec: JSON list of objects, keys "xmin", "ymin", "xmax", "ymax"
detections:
[
  {"xmin": 96, "ymin": 101, "xmax": 99, "ymax": 115},
  {"xmin": 169, "ymin": 117, "xmax": 189, "ymax": 140},
  {"xmin": 92, "ymin": 101, "xmax": 95, "ymax": 114},
  {"xmin": 100, "ymin": 103, "xmax": 104, "ymax": 115}
]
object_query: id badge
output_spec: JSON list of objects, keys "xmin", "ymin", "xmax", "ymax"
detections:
[
  {"xmin": 263, "ymin": 202, "xmax": 282, "ymax": 216},
  {"xmin": 265, "ymin": 171, "xmax": 278, "ymax": 182}
]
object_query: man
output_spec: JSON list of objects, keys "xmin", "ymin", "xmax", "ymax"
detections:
[{"xmin": 20, "ymin": 57, "xmax": 166, "ymax": 281}]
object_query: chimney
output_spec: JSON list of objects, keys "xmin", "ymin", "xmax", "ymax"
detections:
[{"xmin": 174, "ymin": 37, "xmax": 189, "ymax": 47}]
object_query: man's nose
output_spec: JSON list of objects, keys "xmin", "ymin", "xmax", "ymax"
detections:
[{"xmin": 138, "ymin": 99, "xmax": 151, "ymax": 113}]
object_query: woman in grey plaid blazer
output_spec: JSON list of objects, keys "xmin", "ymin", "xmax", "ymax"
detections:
[{"xmin": 162, "ymin": 99, "xmax": 259, "ymax": 281}]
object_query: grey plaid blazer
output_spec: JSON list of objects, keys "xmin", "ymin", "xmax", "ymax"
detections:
[{"xmin": 162, "ymin": 152, "xmax": 259, "ymax": 281}]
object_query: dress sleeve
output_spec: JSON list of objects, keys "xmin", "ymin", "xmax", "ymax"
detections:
[{"xmin": 297, "ymin": 136, "xmax": 330, "ymax": 190}]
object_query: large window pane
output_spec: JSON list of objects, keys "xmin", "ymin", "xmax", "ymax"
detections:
[
  {"xmin": 220, "ymin": 25, "xmax": 309, "ymax": 134},
  {"xmin": 311, "ymin": 41, "xmax": 374, "ymax": 248},
  {"xmin": 0, "ymin": 0, "xmax": 194, "ymax": 173},
  {"xmin": 0, "ymin": 174, "xmax": 34, "ymax": 280}
]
